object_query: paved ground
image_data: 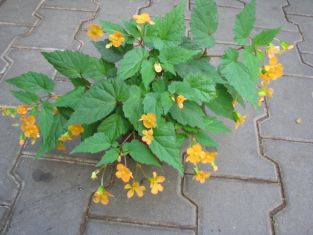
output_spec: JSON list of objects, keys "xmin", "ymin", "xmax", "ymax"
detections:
[{"xmin": 0, "ymin": 0, "xmax": 313, "ymax": 234}]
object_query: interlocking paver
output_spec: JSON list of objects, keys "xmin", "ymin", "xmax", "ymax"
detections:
[
  {"xmin": 302, "ymin": 53, "xmax": 313, "ymax": 66},
  {"xmin": 260, "ymin": 75, "xmax": 313, "ymax": 141},
  {"xmin": 86, "ymin": 220, "xmax": 194, "ymax": 235},
  {"xmin": 44, "ymin": 0, "xmax": 97, "ymax": 11},
  {"xmin": 184, "ymin": 176, "xmax": 281, "ymax": 235},
  {"xmin": 262, "ymin": 140, "xmax": 313, "ymax": 235},
  {"xmin": 5, "ymin": 157, "xmax": 97, "ymax": 235},
  {"xmin": 285, "ymin": 0, "xmax": 313, "ymax": 16},
  {"xmin": 144, "ymin": 0, "xmax": 180, "ymax": 17}
]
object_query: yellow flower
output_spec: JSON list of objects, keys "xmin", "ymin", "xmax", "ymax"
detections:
[
  {"xmin": 186, "ymin": 144, "xmax": 204, "ymax": 165},
  {"xmin": 92, "ymin": 186, "xmax": 113, "ymax": 205},
  {"xmin": 234, "ymin": 112, "xmax": 247, "ymax": 129},
  {"xmin": 56, "ymin": 142, "xmax": 66, "ymax": 151},
  {"xmin": 124, "ymin": 181, "xmax": 146, "ymax": 198},
  {"xmin": 266, "ymin": 45, "xmax": 280, "ymax": 59},
  {"xmin": 193, "ymin": 170, "xmax": 211, "ymax": 184},
  {"xmin": 68, "ymin": 124, "xmax": 84, "ymax": 136},
  {"xmin": 20, "ymin": 115, "xmax": 40, "ymax": 144},
  {"xmin": 115, "ymin": 163, "xmax": 133, "ymax": 183},
  {"xmin": 176, "ymin": 95, "xmax": 186, "ymax": 109},
  {"xmin": 154, "ymin": 62, "xmax": 162, "ymax": 73},
  {"xmin": 58, "ymin": 133, "xmax": 73, "ymax": 142},
  {"xmin": 260, "ymin": 57, "xmax": 284, "ymax": 81},
  {"xmin": 200, "ymin": 151, "xmax": 217, "ymax": 164},
  {"xmin": 139, "ymin": 113, "xmax": 157, "ymax": 128},
  {"xmin": 142, "ymin": 129, "xmax": 154, "ymax": 145},
  {"xmin": 108, "ymin": 31, "xmax": 125, "ymax": 47},
  {"xmin": 149, "ymin": 171, "xmax": 165, "ymax": 195},
  {"xmin": 133, "ymin": 13, "xmax": 154, "ymax": 25},
  {"xmin": 16, "ymin": 105, "xmax": 28, "ymax": 115},
  {"xmin": 87, "ymin": 24, "xmax": 104, "ymax": 41}
]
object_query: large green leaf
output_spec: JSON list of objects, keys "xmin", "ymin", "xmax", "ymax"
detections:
[
  {"xmin": 7, "ymin": 72, "xmax": 54, "ymax": 93},
  {"xmin": 97, "ymin": 113, "xmax": 131, "ymax": 140},
  {"xmin": 71, "ymin": 132, "xmax": 114, "ymax": 154},
  {"xmin": 42, "ymin": 50, "xmax": 112, "ymax": 80},
  {"xmin": 159, "ymin": 47, "xmax": 200, "ymax": 65},
  {"xmin": 233, "ymin": 0, "xmax": 256, "ymax": 44},
  {"xmin": 11, "ymin": 90, "xmax": 39, "ymax": 104},
  {"xmin": 117, "ymin": 48, "xmax": 148, "ymax": 80},
  {"xmin": 203, "ymin": 116, "xmax": 231, "ymax": 134},
  {"xmin": 252, "ymin": 28, "xmax": 280, "ymax": 46},
  {"xmin": 54, "ymin": 86, "xmax": 86, "ymax": 109},
  {"xmin": 37, "ymin": 102, "xmax": 54, "ymax": 144},
  {"xmin": 68, "ymin": 79, "xmax": 128, "ymax": 124},
  {"xmin": 140, "ymin": 60, "xmax": 156, "ymax": 89},
  {"xmin": 195, "ymin": 131, "xmax": 218, "ymax": 147},
  {"xmin": 149, "ymin": 122, "xmax": 184, "ymax": 175},
  {"xmin": 191, "ymin": 0, "xmax": 218, "ymax": 48},
  {"xmin": 242, "ymin": 48, "xmax": 260, "ymax": 82},
  {"xmin": 97, "ymin": 148, "xmax": 119, "ymax": 167},
  {"xmin": 185, "ymin": 74, "xmax": 216, "ymax": 103},
  {"xmin": 123, "ymin": 140, "xmax": 161, "ymax": 167}
]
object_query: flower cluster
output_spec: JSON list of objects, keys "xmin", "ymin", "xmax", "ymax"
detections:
[
  {"xmin": 57, "ymin": 124, "xmax": 84, "ymax": 151},
  {"xmin": 140, "ymin": 113, "xmax": 157, "ymax": 145}
]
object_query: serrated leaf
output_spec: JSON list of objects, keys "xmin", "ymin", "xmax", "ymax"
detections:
[
  {"xmin": 140, "ymin": 60, "xmax": 155, "ymax": 89},
  {"xmin": 54, "ymin": 86, "xmax": 86, "ymax": 109},
  {"xmin": 37, "ymin": 102, "xmax": 54, "ymax": 144},
  {"xmin": 117, "ymin": 48, "xmax": 148, "ymax": 80},
  {"xmin": 11, "ymin": 90, "xmax": 39, "ymax": 104},
  {"xmin": 159, "ymin": 47, "xmax": 200, "ymax": 65},
  {"xmin": 97, "ymin": 148, "xmax": 119, "ymax": 167},
  {"xmin": 123, "ymin": 140, "xmax": 161, "ymax": 167},
  {"xmin": 195, "ymin": 131, "xmax": 219, "ymax": 147},
  {"xmin": 71, "ymin": 132, "xmax": 113, "ymax": 154},
  {"xmin": 149, "ymin": 122, "xmax": 184, "ymax": 175},
  {"xmin": 7, "ymin": 72, "xmax": 54, "ymax": 93},
  {"xmin": 203, "ymin": 116, "xmax": 230, "ymax": 134},
  {"xmin": 191, "ymin": 0, "xmax": 218, "ymax": 48},
  {"xmin": 185, "ymin": 74, "xmax": 216, "ymax": 102},
  {"xmin": 242, "ymin": 48, "xmax": 260, "ymax": 82},
  {"xmin": 252, "ymin": 28, "xmax": 281, "ymax": 46},
  {"xmin": 97, "ymin": 113, "xmax": 131, "ymax": 141},
  {"xmin": 233, "ymin": 0, "xmax": 256, "ymax": 44}
]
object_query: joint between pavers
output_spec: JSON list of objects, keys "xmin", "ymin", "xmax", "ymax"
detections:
[
  {"xmin": 286, "ymin": 12, "xmax": 313, "ymax": 18},
  {"xmin": 261, "ymin": 136, "xmax": 313, "ymax": 145},
  {"xmin": 0, "ymin": 21, "xmax": 34, "ymax": 27},
  {"xmin": 136, "ymin": 0, "xmax": 152, "ymax": 14},
  {"xmin": 41, "ymin": 5, "xmax": 97, "ymax": 13}
]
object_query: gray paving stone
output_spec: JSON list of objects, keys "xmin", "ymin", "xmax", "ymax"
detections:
[
  {"xmin": 144, "ymin": 0, "xmax": 180, "ymax": 17},
  {"xmin": 184, "ymin": 176, "xmax": 281, "ymax": 235},
  {"xmin": 262, "ymin": 140, "xmax": 313, "ymax": 235},
  {"xmin": 86, "ymin": 220, "xmax": 194, "ymax": 235},
  {"xmin": 287, "ymin": 15, "xmax": 313, "ymax": 54},
  {"xmin": 285, "ymin": 0, "xmax": 313, "ymax": 16},
  {"xmin": 16, "ymin": 9, "xmax": 93, "ymax": 49},
  {"xmin": 5, "ymin": 157, "xmax": 97, "ymax": 235},
  {"xmin": 0, "ymin": 117, "xmax": 19, "ymax": 205},
  {"xmin": 215, "ymin": 0, "xmax": 243, "ymax": 8},
  {"xmin": 260, "ymin": 76, "xmax": 313, "ymax": 141},
  {"xmin": 45, "ymin": 0, "xmax": 97, "ymax": 11},
  {"xmin": 89, "ymin": 164, "xmax": 196, "ymax": 228},
  {"xmin": 78, "ymin": 30, "xmax": 101, "ymax": 57},
  {"xmin": 302, "ymin": 53, "xmax": 313, "ymax": 66},
  {"xmin": 0, "ymin": 0, "xmax": 42, "ymax": 24}
]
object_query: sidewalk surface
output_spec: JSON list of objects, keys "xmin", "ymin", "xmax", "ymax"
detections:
[{"xmin": 0, "ymin": 0, "xmax": 313, "ymax": 234}]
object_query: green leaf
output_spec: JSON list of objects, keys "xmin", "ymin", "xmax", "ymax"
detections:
[
  {"xmin": 185, "ymin": 74, "xmax": 216, "ymax": 103},
  {"xmin": 159, "ymin": 47, "xmax": 200, "ymax": 65},
  {"xmin": 143, "ymin": 92, "xmax": 173, "ymax": 118},
  {"xmin": 191, "ymin": 0, "xmax": 218, "ymax": 48},
  {"xmin": 37, "ymin": 102, "xmax": 54, "ymax": 144},
  {"xmin": 252, "ymin": 28, "xmax": 281, "ymax": 46},
  {"xmin": 207, "ymin": 84, "xmax": 234, "ymax": 119},
  {"xmin": 81, "ymin": 121, "xmax": 101, "ymax": 141},
  {"xmin": 97, "ymin": 148, "xmax": 119, "ymax": 167},
  {"xmin": 195, "ymin": 131, "xmax": 219, "ymax": 147},
  {"xmin": 68, "ymin": 79, "xmax": 128, "ymax": 124},
  {"xmin": 117, "ymin": 48, "xmax": 148, "ymax": 80},
  {"xmin": 7, "ymin": 72, "xmax": 54, "ymax": 93},
  {"xmin": 160, "ymin": 92, "xmax": 174, "ymax": 114},
  {"xmin": 203, "ymin": 116, "xmax": 230, "ymax": 134},
  {"xmin": 140, "ymin": 60, "xmax": 155, "ymax": 89},
  {"xmin": 233, "ymin": 0, "xmax": 256, "ymax": 44},
  {"xmin": 11, "ymin": 90, "xmax": 39, "ymax": 104},
  {"xmin": 97, "ymin": 113, "xmax": 131, "ymax": 140},
  {"xmin": 123, "ymin": 140, "xmax": 161, "ymax": 167},
  {"xmin": 170, "ymin": 101, "xmax": 205, "ymax": 128},
  {"xmin": 42, "ymin": 50, "xmax": 111, "ymax": 80},
  {"xmin": 71, "ymin": 132, "xmax": 113, "ymax": 154},
  {"xmin": 242, "ymin": 48, "xmax": 260, "ymax": 82},
  {"xmin": 99, "ymin": 20, "xmax": 127, "ymax": 35},
  {"xmin": 54, "ymin": 86, "xmax": 86, "ymax": 109},
  {"xmin": 149, "ymin": 122, "xmax": 184, "ymax": 175}
]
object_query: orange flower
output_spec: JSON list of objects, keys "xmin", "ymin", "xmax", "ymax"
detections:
[
  {"xmin": 115, "ymin": 163, "xmax": 133, "ymax": 183},
  {"xmin": 68, "ymin": 124, "xmax": 84, "ymax": 136},
  {"xmin": 124, "ymin": 181, "xmax": 146, "ymax": 198},
  {"xmin": 20, "ymin": 115, "xmax": 40, "ymax": 144},
  {"xmin": 87, "ymin": 24, "xmax": 104, "ymax": 41},
  {"xmin": 142, "ymin": 129, "xmax": 154, "ymax": 145},
  {"xmin": 193, "ymin": 170, "xmax": 211, "ymax": 183},
  {"xmin": 16, "ymin": 105, "xmax": 28, "ymax": 115},
  {"xmin": 266, "ymin": 45, "xmax": 280, "ymax": 59},
  {"xmin": 108, "ymin": 31, "xmax": 125, "ymax": 47},
  {"xmin": 58, "ymin": 133, "xmax": 73, "ymax": 142},
  {"xmin": 200, "ymin": 151, "xmax": 217, "ymax": 164},
  {"xmin": 139, "ymin": 113, "xmax": 157, "ymax": 129},
  {"xmin": 92, "ymin": 186, "xmax": 113, "ymax": 205},
  {"xmin": 260, "ymin": 57, "xmax": 284, "ymax": 81},
  {"xmin": 176, "ymin": 95, "xmax": 186, "ymax": 109},
  {"xmin": 186, "ymin": 144, "xmax": 204, "ymax": 165},
  {"xmin": 56, "ymin": 142, "xmax": 66, "ymax": 151},
  {"xmin": 133, "ymin": 13, "xmax": 154, "ymax": 25},
  {"xmin": 234, "ymin": 112, "xmax": 247, "ymax": 129},
  {"xmin": 149, "ymin": 171, "xmax": 165, "ymax": 195}
]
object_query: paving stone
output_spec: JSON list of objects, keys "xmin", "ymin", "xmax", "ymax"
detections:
[
  {"xmin": 89, "ymin": 164, "xmax": 196, "ymax": 228},
  {"xmin": 184, "ymin": 176, "xmax": 281, "ymax": 235},
  {"xmin": 45, "ymin": 0, "xmax": 97, "ymax": 11},
  {"xmin": 16, "ymin": 9, "xmax": 93, "ymax": 49},
  {"xmin": 260, "ymin": 76, "xmax": 313, "ymax": 141},
  {"xmin": 78, "ymin": 30, "xmax": 101, "ymax": 57},
  {"xmin": 302, "ymin": 53, "xmax": 313, "ymax": 66},
  {"xmin": 285, "ymin": 0, "xmax": 313, "ymax": 16},
  {"xmin": 0, "ymin": 0, "xmax": 42, "ymax": 24},
  {"xmin": 144, "ymin": 0, "xmax": 180, "ymax": 17},
  {"xmin": 0, "ymin": 48, "xmax": 56, "ymax": 105},
  {"xmin": 5, "ymin": 157, "xmax": 98, "ymax": 235},
  {"xmin": 287, "ymin": 15, "xmax": 313, "ymax": 53},
  {"xmin": 0, "ymin": 117, "xmax": 19, "ymax": 205},
  {"xmin": 86, "ymin": 220, "xmax": 194, "ymax": 235},
  {"xmin": 262, "ymin": 140, "xmax": 313, "ymax": 235},
  {"xmin": 215, "ymin": 0, "xmax": 243, "ymax": 8}
]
